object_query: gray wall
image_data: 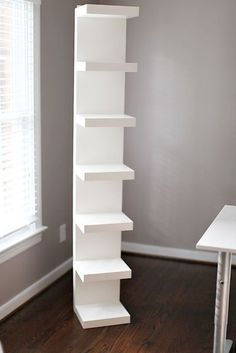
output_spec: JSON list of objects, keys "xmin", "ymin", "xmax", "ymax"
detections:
[{"xmin": 103, "ymin": 0, "xmax": 236, "ymax": 248}]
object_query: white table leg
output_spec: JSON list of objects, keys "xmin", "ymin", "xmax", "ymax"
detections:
[{"xmin": 213, "ymin": 252, "xmax": 233, "ymax": 353}]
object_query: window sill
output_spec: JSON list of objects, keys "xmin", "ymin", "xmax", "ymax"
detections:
[{"xmin": 0, "ymin": 226, "xmax": 47, "ymax": 264}]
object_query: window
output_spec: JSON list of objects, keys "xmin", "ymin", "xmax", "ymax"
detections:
[{"xmin": 0, "ymin": 0, "xmax": 45, "ymax": 251}]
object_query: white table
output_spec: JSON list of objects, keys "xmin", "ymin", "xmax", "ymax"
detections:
[{"xmin": 197, "ymin": 205, "xmax": 236, "ymax": 353}]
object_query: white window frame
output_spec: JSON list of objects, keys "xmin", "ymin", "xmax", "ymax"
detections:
[{"xmin": 0, "ymin": 0, "xmax": 47, "ymax": 264}]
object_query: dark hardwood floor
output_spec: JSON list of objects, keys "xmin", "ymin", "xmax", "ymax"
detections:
[{"xmin": 1, "ymin": 254, "xmax": 236, "ymax": 353}]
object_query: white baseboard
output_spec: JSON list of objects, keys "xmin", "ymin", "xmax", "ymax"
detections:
[
  {"xmin": 0, "ymin": 257, "xmax": 72, "ymax": 321},
  {"xmin": 122, "ymin": 241, "xmax": 236, "ymax": 265}
]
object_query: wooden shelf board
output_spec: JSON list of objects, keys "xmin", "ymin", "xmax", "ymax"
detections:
[
  {"xmin": 76, "ymin": 212, "xmax": 133, "ymax": 234},
  {"xmin": 76, "ymin": 164, "xmax": 134, "ymax": 181},
  {"xmin": 76, "ymin": 62, "xmax": 137, "ymax": 72},
  {"xmin": 76, "ymin": 114, "xmax": 136, "ymax": 128},
  {"xmin": 74, "ymin": 258, "xmax": 131, "ymax": 282},
  {"xmin": 74, "ymin": 302, "xmax": 130, "ymax": 329},
  {"xmin": 76, "ymin": 4, "xmax": 139, "ymax": 19}
]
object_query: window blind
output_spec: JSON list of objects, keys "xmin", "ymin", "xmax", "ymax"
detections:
[{"xmin": 0, "ymin": 0, "xmax": 38, "ymax": 238}]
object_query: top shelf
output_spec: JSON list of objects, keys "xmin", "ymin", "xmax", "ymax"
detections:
[{"xmin": 76, "ymin": 4, "xmax": 139, "ymax": 19}]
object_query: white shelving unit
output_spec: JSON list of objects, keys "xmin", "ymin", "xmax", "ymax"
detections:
[{"xmin": 73, "ymin": 4, "xmax": 139, "ymax": 329}]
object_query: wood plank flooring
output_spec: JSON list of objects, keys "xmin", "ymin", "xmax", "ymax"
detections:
[{"xmin": 1, "ymin": 254, "xmax": 236, "ymax": 353}]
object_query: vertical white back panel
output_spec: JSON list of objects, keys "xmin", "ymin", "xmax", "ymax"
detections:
[
  {"xmin": 75, "ymin": 230, "xmax": 121, "ymax": 261},
  {"xmin": 75, "ymin": 276, "xmax": 120, "ymax": 305},
  {"xmin": 76, "ymin": 72, "xmax": 125, "ymax": 114},
  {"xmin": 76, "ymin": 18, "xmax": 126, "ymax": 62},
  {"xmin": 76, "ymin": 179, "xmax": 122, "ymax": 214},
  {"xmin": 76, "ymin": 126, "xmax": 124, "ymax": 164}
]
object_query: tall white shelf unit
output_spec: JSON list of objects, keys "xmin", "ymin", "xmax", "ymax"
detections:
[{"xmin": 73, "ymin": 4, "xmax": 139, "ymax": 329}]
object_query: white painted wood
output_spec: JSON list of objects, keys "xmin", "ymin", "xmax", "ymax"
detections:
[
  {"xmin": 76, "ymin": 128, "xmax": 124, "ymax": 165},
  {"xmin": 197, "ymin": 205, "xmax": 236, "ymax": 253},
  {"xmin": 76, "ymin": 17, "xmax": 126, "ymax": 63},
  {"xmin": 76, "ymin": 180, "xmax": 122, "ymax": 214},
  {"xmin": 74, "ymin": 278, "xmax": 120, "ymax": 305},
  {"xmin": 76, "ymin": 72, "xmax": 125, "ymax": 114},
  {"xmin": 76, "ymin": 61, "xmax": 137, "ymax": 72},
  {"xmin": 76, "ymin": 164, "xmax": 134, "ymax": 181},
  {"xmin": 76, "ymin": 114, "xmax": 136, "ymax": 128},
  {"xmin": 75, "ymin": 232, "xmax": 121, "ymax": 261},
  {"xmin": 73, "ymin": 4, "xmax": 138, "ymax": 328},
  {"xmin": 74, "ymin": 302, "xmax": 130, "ymax": 329},
  {"xmin": 34, "ymin": 2, "xmax": 44, "ymax": 233},
  {"xmin": 76, "ymin": 212, "xmax": 133, "ymax": 234},
  {"xmin": 74, "ymin": 258, "xmax": 131, "ymax": 282},
  {"xmin": 0, "ymin": 226, "xmax": 47, "ymax": 264},
  {"xmin": 76, "ymin": 4, "xmax": 139, "ymax": 19}
]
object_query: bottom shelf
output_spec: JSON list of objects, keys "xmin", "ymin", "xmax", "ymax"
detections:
[{"xmin": 74, "ymin": 302, "xmax": 130, "ymax": 329}]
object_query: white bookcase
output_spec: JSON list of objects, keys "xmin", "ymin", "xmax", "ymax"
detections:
[{"xmin": 73, "ymin": 4, "xmax": 139, "ymax": 329}]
